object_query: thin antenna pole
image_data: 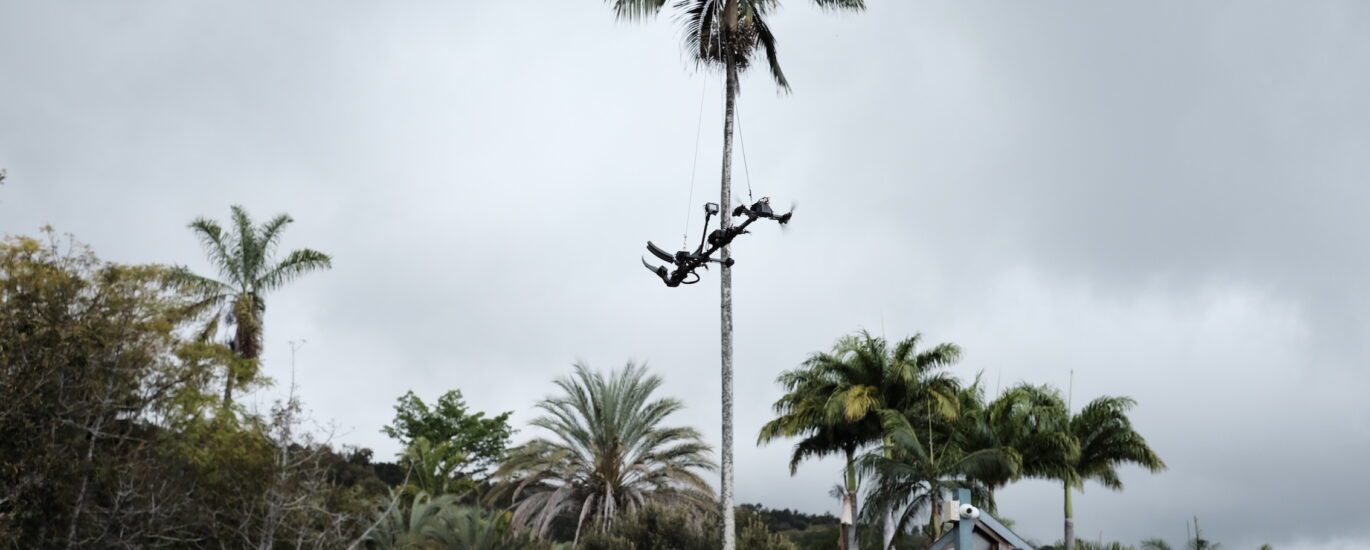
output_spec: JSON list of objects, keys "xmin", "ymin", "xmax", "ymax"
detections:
[
  {"xmin": 288, "ymin": 339, "xmax": 307, "ymax": 391},
  {"xmin": 1067, "ymin": 369, "xmax": 1075, "ymax": 413}
]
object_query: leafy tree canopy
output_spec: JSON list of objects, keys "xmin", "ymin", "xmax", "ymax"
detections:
[{"xmin": 383, "ymin": 389, "xmax": 514, "ymax": 478}]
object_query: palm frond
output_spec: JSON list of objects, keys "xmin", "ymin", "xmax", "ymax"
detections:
[
  {"xmin": 186, "ymin": 217, "xmax": 241, "ymax": 285},
  {"xmin": 612, "ymin": 0, "xmax": 669, "ymax": 20},
  {"xmin": 812, "ymin": 0, "xmax": 865, "ymax": 10},
  {"xmin": 255, "ymin": 248, "xmax": 332, "ymax": 291}
]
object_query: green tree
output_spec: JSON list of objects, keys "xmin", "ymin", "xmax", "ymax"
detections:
[
  {"xmin": 383, "ymin": 389, "xmax": 514, "ymax": 479},
  {"xmin": 1, "ymin": 232, "xmax": 203, "ymax": 546},
  {"xmin": 1058, "ymin": 395, "xmax": 1166, "ymax": 550},
  {"xmin": 169, "ymin": 205, "xmax": 332, "ymax": 408},
  {"xmin": 858, "ymin": 408, "xmax": 1017, "ymax": 543},
  {"xmin": 598, "ymin": 2, "xmax": 865, "ymax": 547},
  {"xmin": 491, "ymin": 362, "xmax": 715, "ymax": 544},
  {"xmin": 759, "ymin": 331, "xmax": 962, "ymax": 549},
  {"xmin": 0, "ymin": 231, "xmax": 375, "ymax": 548},
  {"xmin": 977, "ymin": 384, "xmax": 1078, "ymax": 499},
  {"xmin": 400, "ymin": 437, "xmax": 479, "ymax": 498}
]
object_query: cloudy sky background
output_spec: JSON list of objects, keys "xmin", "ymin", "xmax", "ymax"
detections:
[{"xmin": 3, "ymin": 1, "xmax": 1369, "ymax": 548}]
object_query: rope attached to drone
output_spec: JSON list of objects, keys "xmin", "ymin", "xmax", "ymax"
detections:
[
  {"xmin": 736, "ymin": 101, "xmax": 755, "ymax": 204},
  {"xmin": 682, "ymin": 75, "xmax": 709, "ymax": 249},
  {"xmin": 643, "ymin": 21, "xmax": 791, "ymax": 288}
]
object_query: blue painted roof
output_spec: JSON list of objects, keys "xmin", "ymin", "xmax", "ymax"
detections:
[{"xmin": 927, "ymin": 515, "xmax": 1035, "ymax": 550}]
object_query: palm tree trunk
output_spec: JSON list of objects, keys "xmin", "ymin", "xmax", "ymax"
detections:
[
  {"xmin": 882, "ymin": 437, "xmax": 895, "ymax": 549},
  {"xmin": 718, "ymin": 1, "xmax": 740, "ymax": 548},
  {"xmin": 1063, "ymin": 482, "xmax": 1075, "ymax": 550},
  {"xmin": 844, "ymin": 447, "xmax": 859, "ymax": 550},
  {"xmin": 929, "ymin": 498, "xmax": 941, "ymax": 540},
  {"xmin": 222, "ymin": 369, "xmax": 234, "ymax": 407}
]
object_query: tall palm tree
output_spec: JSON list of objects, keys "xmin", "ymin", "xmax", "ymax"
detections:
[
  {"xmin": 759, "ymin": 331, "xmax": 962, "ymax": 550},
  {"xmin": 600, "ymin": 3, "xmax": 865, "ymax": 547},
  {"xmin": 490, "ymin": 362, "xmax": 715, "ymax": 545},
  {"xmin": 975, "ymin": 385, "xmax": 1160, "ymax": 550},
  {"xmin": 1059, "ymin": 395, "xmax": 1166, "ymax": 550},
  {"xmin": 169, "ymin": 205, "xmax": 331, "ymax": 407},
  {"xmin": 859, "ymin": 410, "xmax": 1017, "ymax": 543},
  {"xmin": 979, "ymin": 384, "xmax": 1078, "ymax": 497}
]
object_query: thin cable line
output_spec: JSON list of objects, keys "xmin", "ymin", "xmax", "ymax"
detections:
[
  {"xmin": 683, "ymin": 74, "xmax": 709, "ymax": 249},
  {"xmin": 736, "ymin": 99, "xmax": 754, "ymax": 203}
]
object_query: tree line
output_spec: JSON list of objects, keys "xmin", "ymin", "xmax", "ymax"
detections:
[{"xmin": 2, "ymin": 207, "xmax": 1204, "ymax": 549}]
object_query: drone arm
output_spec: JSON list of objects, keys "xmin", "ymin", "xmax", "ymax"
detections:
[{"xmin": 646, "ymin": 241, "xmax": 676, "ymax": 263}]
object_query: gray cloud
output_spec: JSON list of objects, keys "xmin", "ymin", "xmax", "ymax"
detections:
[{"xmin": 4, "ymin": 1, "xmax": 1368, "ymax": 548}]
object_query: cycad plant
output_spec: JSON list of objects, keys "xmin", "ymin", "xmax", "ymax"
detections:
[
  {"xmin": 170, "ymin": 205, "xmax": 331, "ymax": 407},
  {"xmin": 490, "ymin": 362, "xmax": 715, "ymax": 544},
  {"xmin": 365, "ymin": 491, "xmax": 546, "ymax": 550},
  {"xmin": 598, "ymin": 3, "xmax": 865, "ymax": 547}
]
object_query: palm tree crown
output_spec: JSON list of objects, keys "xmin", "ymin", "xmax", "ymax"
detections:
[
  {"xmin": 973, "ymin": 384, "xmax": 1163, "ymax": 550},
  {"xmin": 491, "ymin": 362, "xmax": 715, "ymax": 543},
  {"xmin": 759, "ymin": 331, "xmax": 962, "ymax": 469},
  {"xmin": 859, "ymin": 405, "xmax": 1017, "ymax": 542},
  {"xmin": 610, "ymin": 0, "xmax": 865, "ymax": 91},
  {"xmin": 169, "ymin": 205, "xmax": 331, "ymax": 405},
  {"xmin": 758, "ymin": 331, "xmax": 962, "ymax": 550},
  {"xmin": 1068, "ymin": 395, "xmax": 1166, "ymax": 490}
]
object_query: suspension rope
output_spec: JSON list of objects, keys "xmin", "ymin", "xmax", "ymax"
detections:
[
  {"xmin": 736, "ymin": 99, "xmax": 755, "ymax": 203},
  {"xmin": 682, "ymin": 74, "xmax": 709, "ymax": 249}
]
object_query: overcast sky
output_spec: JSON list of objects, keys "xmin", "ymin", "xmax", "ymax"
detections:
[{"xmin": 3, "ymin": 1, "xmax": 1369, "ymax": 548}]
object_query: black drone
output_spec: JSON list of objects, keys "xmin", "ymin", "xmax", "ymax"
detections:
[{"xmin": 642, "ymin": 197, "xmax": 793, "ymax": 287}]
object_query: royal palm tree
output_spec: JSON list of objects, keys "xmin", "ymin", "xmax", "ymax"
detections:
[
  {"xmin": 1059, "ymin": 395, "xmax": 1166, "ymax": 550},
  {"xmin": 169, "ymin": 205, "xmax": 331, "ymax": 407},
  {"xmin": 490, "ymin": 362, "xmax": 715, "ymax": 544},
  {"xmin": 979, "ymin": 384, "xmax": 1078, "ymax": 497},
  {"xmin": 759, "ymin": 331, "xmax": 962, "ymax": 550},
  {"xmin": 600, "ymin": 3, "xmax": 864, "ymax": 547},
  {"xmin": 859, "ymin": 409, "xmax": 1017, "ymax": 543}
]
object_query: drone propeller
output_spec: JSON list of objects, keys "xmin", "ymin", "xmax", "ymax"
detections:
[
  {"xmin": 641, "ymin": 257, "xmax": 668, "ymax": 281},
  {"xmin": 645, "ymin": 241, "xmax": 675, "ymax": 264},
  {"xmin": 777, "ymin": 200, "xmax": 797, "ymax": 232}
]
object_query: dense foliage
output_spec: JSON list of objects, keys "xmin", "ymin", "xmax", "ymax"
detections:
[
  {"xmin": 0, "ymin": 232, "xmax": 379, "ymax": 547},
  {"xmin": 383, "ymin": 389, "xmax": 514, "ymax": 479},
  {"xmin": 1, "ymin": 226, "xmax": 1171, "ymax": 549}
]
